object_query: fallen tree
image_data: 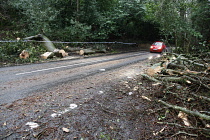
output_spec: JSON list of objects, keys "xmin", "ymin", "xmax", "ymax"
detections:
[
  {"xmin": 23, "ymin": 34, "xmax": 68, "ymax": 59},
  {"xmin": 142, "ymin": 52, "xmax": 210, "ymax": 138},
  {"xmin": 24, "ymin": 34, "xmax": 56, "ymax": 52}
]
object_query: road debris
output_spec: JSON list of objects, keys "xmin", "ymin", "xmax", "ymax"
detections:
[
  {"xmin": 51, "ymin": 104, "xmax": 78, "ymax": 117},
  {"xmin": 26, "ymin": 122, "xmax": 39, "ymax": 129},
  {"xmin": 62, "ymin": 127, "xmax": 70, "ymax": 133}
]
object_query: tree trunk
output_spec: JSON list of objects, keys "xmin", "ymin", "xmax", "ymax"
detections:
[
  {"xmin": 19, "ymin": 50, "xmax": 29, "ymax": 59},
  {"xmin": 76, "ymin": 0, "xmax": 80, "ymax": 21},
  {"xmin": 65, "ymin": 47, "xmax": 82, "ymax": 52},
  {"xmin": 40, "ymin": 52, "xmax": 54, "ymax": 59},
  {"xmin": 79, "ymin": 49, "xmax": 96, "ymax": 55},
  {"xmin": 24, "ymin": 34, "xmax": 56, "ymax": 52},
  {"xmin": 41, "ymin": 35, "xmax": 56, "ymax": 52}
]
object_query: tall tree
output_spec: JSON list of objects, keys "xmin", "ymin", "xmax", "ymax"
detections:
[
  {"xmin": 144, "ymin": 0, "xmax": 202, "ymax": 52},
  {"xmin": 9, "ymin": 0, "xmax": 59, "ymax": 35},
  {"xmin": 191, "ymin": 0, "xmax": 210, "ymax": 43}
]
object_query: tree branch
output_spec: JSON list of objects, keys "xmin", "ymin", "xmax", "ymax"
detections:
[{"xmin": 158, "ymin": 100, "xmax": 210, "ymax": 120}]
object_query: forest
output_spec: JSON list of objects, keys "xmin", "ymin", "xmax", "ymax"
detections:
[
  {"xmin": 0, "ymin": 0, "xmax": 210, "ymax": 63},
  {"xmin": 0, "ymin": 1, "xmax": 210, "ymax": 139}
]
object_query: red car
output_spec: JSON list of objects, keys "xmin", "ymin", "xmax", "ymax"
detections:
[{"xmin": 150, "ymin": 41, "xmax": 167, "ymax": 53}]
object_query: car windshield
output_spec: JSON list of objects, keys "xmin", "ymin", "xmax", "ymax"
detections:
[{"xmin": 153, "ymin": 42, "xmax": 162, "ymax": 46}]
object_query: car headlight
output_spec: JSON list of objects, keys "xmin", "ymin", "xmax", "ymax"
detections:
[{"xmin": 158, "ymin": 46, "xmax": 162, "ymax": 49}]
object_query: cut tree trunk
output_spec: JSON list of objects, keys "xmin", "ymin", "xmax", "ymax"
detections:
[
  {"xmin": 54, "ymin": 49, "xmax": 68, "ymax": 58},
  {"xmin": 19, "ymin": 50, "xmax": 29, "ymax": 59},
  {"xmin": 42, "ymin": 35, "xmax": 56, "ymax": 52},
  {"xmin": 79, "ymin": 49, "xmax": 96, "ymax": 55},
  {"xmin": 40, "ymin": 52, "xmax": 54, "ymax": 59},
  {"xmin": 24, "ymin": 34, "xmax": 68, "ymax": 59},
  {"xmin": 65, "ymin": 46, "xmax": 82, "ymax": 52}
]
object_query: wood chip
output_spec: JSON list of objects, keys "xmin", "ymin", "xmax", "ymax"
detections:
[{"xmin": 62, "ymin": 127, "xmax": 70, "ymax": 133}]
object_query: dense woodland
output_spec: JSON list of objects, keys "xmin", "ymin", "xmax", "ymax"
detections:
[
  {"xmin": 0, "ymin": 0, "xmax": 210, "ymax": 63},
  {"xmin": 0, "ymin": 1, "xmax": 210, "ymax": 138}
]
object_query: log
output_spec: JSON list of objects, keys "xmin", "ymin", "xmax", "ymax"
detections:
[
  {"xmin": 79, "ymin": 50, "xmax": 85, "ymax": 55},
  {"xmin": 167, "ymin": 63, "xmax": 186, "ymax": 70},
  {"xmin": 65, "ymin": 46, "xmax": 82, "ymax": 52},
  {"xmin": 54, "ymin": 49, "xmax": 68, "ymax": 58},
  {"xmin": 146, "ymin": 62, "xmax": 164, "ymax": 76},
  {"xmin": 178, "ymin": 111, "xmax": 191, "ymax": 126},
  {"xmin": 161, "ymin": 76, "xmax": 189, "ymax": 84},
  {"xmin": 162, "ymin": 69, "xmax": 183, "ymax": 75},
  {"xmin": 42, "ymin": 35, "xmax": 56, "ymax": 52},
  {"xmin": 141, "ymin": 74, "xmax": 160, "ymax": 82},
  {"xmin": 24, "ymin": 34, "xmax": 68, "ymax": 59},
  {"xmin": 19, "ymin": 50, "xmax": 29, "ymax": 59},
  {"xmin": 79, "ymin": 49, "xmax": 96, "ymax": 55},
  {"xmin": 158, "ymin": 100, "xmax": 210, "ymax": 120},
  {"xmin": 95, "ymin": 48, "xmax": 107, "ymax": 53},
  {"xmin": 40, "ymin": 52, "xmax": 54, "ymax": 59}
]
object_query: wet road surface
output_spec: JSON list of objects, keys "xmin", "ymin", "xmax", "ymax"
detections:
[{"xmin": 0, "ymin": 51, "xmax": 159, "ymax": 104}]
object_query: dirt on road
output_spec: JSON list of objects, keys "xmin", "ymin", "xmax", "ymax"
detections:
[{"xmin": 0, "ymin": 57, "xmax": 200, "ymax": 140}]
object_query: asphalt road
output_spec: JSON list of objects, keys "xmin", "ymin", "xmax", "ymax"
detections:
[{"xmin": 0, "ymin": 51, "xmax": 159, "ymax": 104}]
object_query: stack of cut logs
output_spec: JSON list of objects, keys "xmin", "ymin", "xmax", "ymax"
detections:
[
  {"xmin": 19, "ymin": 34, "xmax": 68, "ymax": 59},
  {"xmin": 20, "ymin": 34, "xmax": 107, "ymax": 59}
]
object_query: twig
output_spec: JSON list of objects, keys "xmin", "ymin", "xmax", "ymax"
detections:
[
  {"xmin": 182, "ymin": 58, "xmax": 207, "ymax": 68},
  {"xmin": 164, "ymin": 90, "xmax": 187, "ymax": 101},
  {"xmin": 190, "ymin": 93, "xmax": 210, "ymax": 102},
  {"xmin": 147, "ymin": 107, "xmax": 168, "ymax": 115},
  {"xmin": 157, "ymin": 122, "xmax": 210, "ymax": 131},
  {"xmin": 171, "ymin": 131, "xmax": 198, "ymax": 137},
  {"xmin": 158, "ymin": 100, "xmax": 210, "ymax": 120},
  {"xmin": 1, "ymin": 132, "xmax": 13, "ymax": 139},
  {"xmin": 200, "ymin": 111, "xmax": 210, "ymax": 115},
  {"xmin": 183, "ymin": 75, "xmax": 210, "ymax": 89},
  {"xmin": 96, "ymin": 102, "xmax": 116, "ymax": 114}
]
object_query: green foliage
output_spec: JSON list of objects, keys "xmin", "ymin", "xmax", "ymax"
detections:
[
  {"xmin": 144, "ymin": 0, "xmax": 208, "ymax": 52},
  {"xmin": 51, "ymin": 20, "xmax": 92, "ymax": 41},
  {"xmin": 0, "ymin": 41, "xmax": 46, "ymax": 64},
  {"xmin": 99, "ymin": 132, "xmax": 115, "ymax": 140},
  {"xmin": 0, "ymin": 1, "xmax": 19, "ymax": 29},
  {"xmin": 1, "ymin": 0, "xmax": 209, "ymax": 58},
  {"xmin": 2, "ymin": 0, "xmax": 160, "ymax": 42},
  {"xmin": 191, "ymin": 0, "xmax": 210, "ymax": 42},
  {"xmin": 9, "ymin": 0, "xmax": 60, "ymax": 34}
]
